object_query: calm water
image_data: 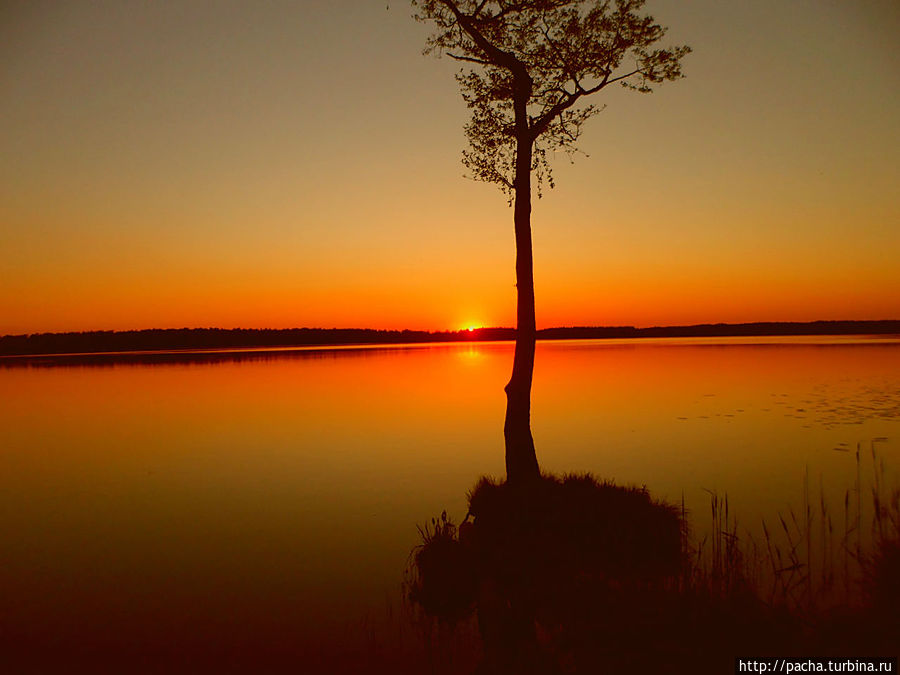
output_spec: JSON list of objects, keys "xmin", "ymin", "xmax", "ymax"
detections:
[{"xmin": 1, "ymin": 337, "xmax": 898, "ymax": 670}]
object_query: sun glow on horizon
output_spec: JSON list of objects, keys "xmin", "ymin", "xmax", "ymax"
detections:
[{"xmin": 0, "ymin": 1, "xmax": 898, "ymax": 337}]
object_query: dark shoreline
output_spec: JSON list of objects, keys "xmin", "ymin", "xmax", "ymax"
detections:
[{"xmin": 1, "ymin": 320, "xmax": 898, "ymax": 359}]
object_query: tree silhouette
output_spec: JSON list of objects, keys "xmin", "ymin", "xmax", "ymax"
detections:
[{"xmin": 413, "ymin": 0, "xmax": 689, "ymax": 483}]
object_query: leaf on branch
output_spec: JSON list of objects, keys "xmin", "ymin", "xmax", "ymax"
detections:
[{"xmin": 414, "ymin": 0, "xmax": 690, "ymax": 194}]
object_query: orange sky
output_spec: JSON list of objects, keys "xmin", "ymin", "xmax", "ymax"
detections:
[{"xmin": 1, "ymin": 0, "xmax": 898, "ymax": 335}]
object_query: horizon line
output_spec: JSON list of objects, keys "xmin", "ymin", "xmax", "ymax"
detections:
[{"xmin": 3, "ymin": 317, "xmax": 900, "ymax": 341}]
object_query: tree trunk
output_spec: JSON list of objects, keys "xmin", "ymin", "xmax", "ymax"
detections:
[{"xmin": 504, "ymin": 73, "xmax": 540, "ymax": 484}]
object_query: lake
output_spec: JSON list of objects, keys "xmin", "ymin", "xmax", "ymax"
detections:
[{"xmin": 1, "ymin": 336, "xmax": 898, "ymax": 672}]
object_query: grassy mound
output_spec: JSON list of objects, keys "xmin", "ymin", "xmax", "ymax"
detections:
[{"xmin": 408, "ymin": 468, "xmax": 900, "ymax": 673}]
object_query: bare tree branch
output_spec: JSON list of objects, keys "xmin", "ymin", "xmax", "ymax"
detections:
[
  {"xmin": 436, "ymin": 0, "xmax": 527, "ymax": 76},
  {"xmin": 447, "ymin": 52, "xmax": 492, "ymax": 65}
]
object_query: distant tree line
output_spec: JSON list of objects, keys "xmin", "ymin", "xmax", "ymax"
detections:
[
  {"xmin": 0, "ymin": 321, "xmax": 897, "ymax": 357},
  {"xmin": 537, "ymin": 320, "xmax": 900, "ymax": 340},
  {"xmin": 0, "ymin": 327, "xmax": 490, "ymax": 357}
]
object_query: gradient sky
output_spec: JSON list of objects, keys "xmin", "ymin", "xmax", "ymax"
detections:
[{"xmin": 1, "ymin": 0, "xmax": 898, "ymax": 335}]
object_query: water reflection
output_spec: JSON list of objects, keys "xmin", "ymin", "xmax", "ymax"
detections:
[
  {"xmin": 0, "ymin": 337, "xmax": 897, "ymax": 672},
  {"xmin": 406, "ymin": 338, "xmax": 900, "ymax": 671},
  {"xmin": 0, "ymin": 342, "xmax": 452, "ymax": 369}
]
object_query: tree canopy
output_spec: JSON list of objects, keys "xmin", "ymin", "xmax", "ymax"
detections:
[{"xmin": 412, "ymin": 0, "xmax": 690, "ymax": 195}]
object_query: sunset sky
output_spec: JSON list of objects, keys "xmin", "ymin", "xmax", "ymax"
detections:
[{"xmin": 1, "ymin": 0, "xmax": 898, "ymax": 335}]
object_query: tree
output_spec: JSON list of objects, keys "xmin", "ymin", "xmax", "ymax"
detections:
[{"xmin": 413, "ymin": 0, "xmax": 689, "ymax": 484}]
